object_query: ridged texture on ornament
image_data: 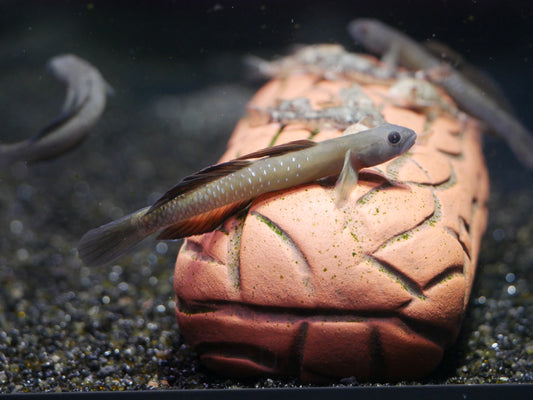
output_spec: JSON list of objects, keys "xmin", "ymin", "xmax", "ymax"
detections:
[{"xmin": 174, "ymin": 71, "xmax": 489, "ymax": 382}]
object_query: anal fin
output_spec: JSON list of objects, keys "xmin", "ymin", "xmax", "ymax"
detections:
[{"xmin": 156, "ymin": 200, "xmax": 251, "ymax": 239}]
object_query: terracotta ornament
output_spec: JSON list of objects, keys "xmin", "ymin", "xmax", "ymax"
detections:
[{"xmin": 174, "ymin": 62, "xmax": 489, "ymax": 381}]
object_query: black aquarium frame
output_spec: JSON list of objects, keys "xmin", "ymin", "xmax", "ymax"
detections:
[{"xmin": 2, "ymin": 384, "xmax": 532, "ymax": 400}]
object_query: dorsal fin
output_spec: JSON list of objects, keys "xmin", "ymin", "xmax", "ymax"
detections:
[
  {"xmin": 236, "ymin": 139, "xmax": 316, "ymax": 160},
  {"xmin": 156, "ymin": 200, "xmax": 250, "ymax": 239},
  {"xmin": 149, "ymin": 159, "xmax": 252, "ymax": 211},
  {"xmin": 149, "ymin": 139, "xmax": 316, "ymax": 212}
]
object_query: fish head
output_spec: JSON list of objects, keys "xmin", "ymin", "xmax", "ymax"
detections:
[
  {"xmin": 354, "ymin": 123, "xmax": 417, "ymax": 168},
  {"xmin": 347, "ymin": 18, "xmax": 391, "ymax": 55},
  {"xmin": 46, "ymin": 54, "xmax": 91, "ymax": 83}
]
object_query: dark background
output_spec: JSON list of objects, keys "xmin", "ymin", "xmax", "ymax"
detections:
[
  {"xmin": 2, "ymin": 1, "xmax": 533, "ymax": 181},
  {"xmin": 0, "ymin": 0, "xmax": 532, "ymax": 392}
]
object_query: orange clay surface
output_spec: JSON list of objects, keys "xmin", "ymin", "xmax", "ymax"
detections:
[{"xmin": 173, "ymin": 70, "xmax": 489, "ymax": 382}]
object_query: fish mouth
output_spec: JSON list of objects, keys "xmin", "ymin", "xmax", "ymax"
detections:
[{"xmin": 401, "ymin": 131, "xmax": 418, "ymax": 153}]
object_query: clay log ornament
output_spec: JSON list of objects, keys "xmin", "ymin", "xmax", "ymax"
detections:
[{"xmin": 173, "ymin": 70, "xmax": 489, "ymax": 381}]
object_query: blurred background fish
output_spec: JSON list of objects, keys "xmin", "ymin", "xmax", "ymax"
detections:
[{"xmin": 0, "ymin": 54, "xmax": 111, "ymax": 168}]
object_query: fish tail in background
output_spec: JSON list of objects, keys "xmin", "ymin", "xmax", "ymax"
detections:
[
  {"xmin": 347, "ymin": 18, "xmax": 533, "ymax": 169},
  {"xmin": 0, "ymin": 146, "xmax": 14, "ymax": 169},
  {"xmin": 492, "ymin": 112, "xmax": 533, "ymax": 169},
  {"xmin": 78, "ymin": 207, "xmax": 151, "ymax": 267},
  {"xmin": 0, "ymin": 54, "xmax": 109, "ymax": 169},
  {"xmin": 0, "ymin": 141, "xmax": 31, "ymax": 168},
  {"xmin": 438, "ymin": 72, "xmax": 533, "ymax": 169}
]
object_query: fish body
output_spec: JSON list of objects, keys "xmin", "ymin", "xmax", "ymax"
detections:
[
  {"xmin": 424, "ymin": 40, "xmax": 515, "ymax": 114},
  {"xmin": 0, "ymin": 54, "xmax": 110, "ymax": 168},
  {"xmin": 249, "ymin": 92, "xmax": 385, "ymax": 130},
  {"xmin": 340, "ymin": 84, "xmax": 379, "ymax": 110},
  {"xmin": 388, "ymin": 77, "xmax": 458, "ymax": 117},
  {"xmin": 79, "ymin": 123, "xmax": 416, "ymax": 266},
  {"xmin": 249, "ymin": 100, "xmax": 374, "ymax": 130},
  {"xmin": 348, "ymin": 18, "xmax": 533, "ymax": 168},
  {"xmin": 245, "ymin": 43, "xmax": 397, "ymax": 82}
]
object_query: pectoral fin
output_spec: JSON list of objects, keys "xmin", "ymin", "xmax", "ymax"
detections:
[{"xmin": 335, "ymin": 149, "xmax": 359, "ymax": 208}]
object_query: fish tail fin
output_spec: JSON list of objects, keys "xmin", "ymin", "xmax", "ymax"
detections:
[
  {"xmin": 78, "ymin": 207, "xmax": 150, "ymax": 266},
  {"xmin": 0, "ymin": 146, "xmax": 13, "ymax": 169},
  {"xmin": 505, "ymin": 122, "xmax": 533, "ymax": 170},
  {"xmin": 0, "ymin": 141, "xmax": 30, "ymax": 169}
]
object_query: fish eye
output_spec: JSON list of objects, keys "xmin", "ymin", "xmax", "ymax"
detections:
[{"xmin": 388, "ymin": 131, "xmax": 401, "ymax": 144}]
